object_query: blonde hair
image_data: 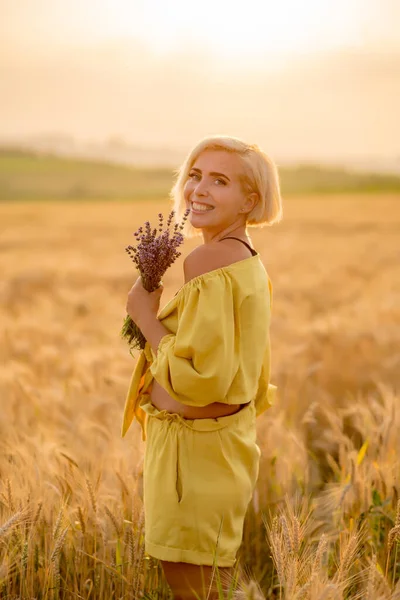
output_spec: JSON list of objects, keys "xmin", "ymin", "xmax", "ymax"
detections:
[{"xmin": 170, "ymin": 134, "xmax": 283, "ymax": 238}]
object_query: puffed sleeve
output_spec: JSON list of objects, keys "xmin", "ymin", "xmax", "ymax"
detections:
[{"xmin": 149, "ymin": 273, "xmax": 239, "ymax": 406}]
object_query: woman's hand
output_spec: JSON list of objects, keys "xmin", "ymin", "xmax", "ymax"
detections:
[{"xmin": 126, "ymin": 277, "xmax": 164, "ymax": 327}]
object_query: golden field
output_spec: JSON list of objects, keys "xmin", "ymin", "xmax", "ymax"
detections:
[{"xmin": 0, "ymin": 193, "xmax": 399, "ymax": 599}]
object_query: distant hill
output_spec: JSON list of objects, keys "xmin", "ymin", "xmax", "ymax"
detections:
[
  {"xmin": 0, "ymin": 135, "xmax": 187, "ymax": 168},
  {"xmin": 0, "ymin": 147, "xmax": 399, "ymax": 202},
  {"xmin": 0, "ymin": 148, "xmax": 174, "ymax": 201}
]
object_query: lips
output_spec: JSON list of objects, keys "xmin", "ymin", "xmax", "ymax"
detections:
[{"xmin": 191, "ymin": 201, "xmax": 214, "ymax": 212}]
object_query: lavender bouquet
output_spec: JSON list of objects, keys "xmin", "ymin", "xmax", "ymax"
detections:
[{"xmin": 121, "ymin": 208, "xmax": 190, "ymax": 352}]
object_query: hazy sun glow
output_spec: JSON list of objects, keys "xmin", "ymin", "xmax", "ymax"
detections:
[
  {"xmin": 2, "ymin": 0, "xmax": 398, "ymax": 165},
  {"xmin": 85, "ymin": 0, "xmax": 365, "ymax": 59}
]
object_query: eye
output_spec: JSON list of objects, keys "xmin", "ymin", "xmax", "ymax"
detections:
[
  {"xmin": 189, "ymin": 172, "xmax": 200, "ymax": 180},
  {"xmin": 215, "ymin": 178, "xmax": 226, "ymax": 185}
]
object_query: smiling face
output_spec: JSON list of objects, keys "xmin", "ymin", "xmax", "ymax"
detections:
[{"xmin": 183, "ymin": 149, "xmax": 257, "ymax": 238}]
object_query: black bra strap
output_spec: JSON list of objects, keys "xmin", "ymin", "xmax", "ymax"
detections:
[{"xmin": 219, "ymin": 236, "xmax": 257, "ymax": 256}]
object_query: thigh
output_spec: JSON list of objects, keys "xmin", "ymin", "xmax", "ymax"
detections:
[{"xmin": 161, "ymin": 560, "xmax": 233, "ymax": 600}]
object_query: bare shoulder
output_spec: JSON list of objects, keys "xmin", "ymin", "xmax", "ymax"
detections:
[{"xmin": 183, "ymin": 241, "xmax": 248, "ymax": 284}]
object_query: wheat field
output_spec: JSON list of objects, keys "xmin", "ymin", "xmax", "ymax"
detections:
[{"xmin": 1, "ymin": 193, "xmax": 399, "ymax": 599}]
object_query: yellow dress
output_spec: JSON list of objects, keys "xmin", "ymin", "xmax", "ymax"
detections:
[{"xmin": 121, "ymin": 252, "xmax": 277, "ymax": 566}]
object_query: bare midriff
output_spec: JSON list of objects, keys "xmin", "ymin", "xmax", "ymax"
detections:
[{"xmin": 149, "ymin": 379, "xmax": 243, "ymax": 418}]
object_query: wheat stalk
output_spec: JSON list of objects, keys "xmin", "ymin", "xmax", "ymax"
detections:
[
  {"xmin": 52, "ymin": 506, "xmax": 64, "ymax": 540},
  {"xmin": 85, "ymin": 477, "xmax": 97, "ymax": 514},
  {"xmin": 388, "ymin": 525, "xmax": 400, "ymax": 555},
  {"xmin": 32, "ymin": 501, "xmax": 43, "ymax": 529},
  {"xmin": 126, "ymin": 526, "xmax": 134, "ymax": 567},
  {"xmin": 395, "ymin": 500, "xmax": 400, "ymax": 528},
  {"xmin": 285, "ymin": 558, "xmax": 298, "ymax": 598},
  {"xmin": 280, "ymin": 515, "xmax": 293, "ymax": 554},
  {"xmin": 335, "ymin": 533, "xmax": 358, "ymax": 583},
  {"xmin": 6, "ymin": 479, "xmax": 15, "ymax": 512},
  {"xmin": 34, "ymin": 543, "xmax": 40, "ymax": 573},
  {"xmin": 312, "ymin": 534, "xmax": 328, "ymax": 576},
  {"xmin": 77, "ymin": 505, "xmax": 86, "ymax": 535},
  {"xmin": 132, "ymin": 509, "xmax": 145, "ymax": 597},
  {"xmin": 0, "ymin": 511, "xmax": 24, "ymax": 538},
  {"xmin": 116, "ymin": 471, "xmax": 130, "ymax": 498},
  {"xmin": 233, "ymin": 580, "xmax": 265, "ymax": 600},
  {"xmin": 365, "ymin": 554, "xmax": 376, "ymax": 600},
  {"xmin": 51, "ymin": 525, "xmax": 69, "ymax": 563},
  {"xmin": 21, "ymin": 539, "xmax": 28, "ymax": 573},
  {"xmin": 104, "ymin": 505, "xmax": 121, "ymax": 537},
  {"xmin": 292, "ymin": 516, "xmax": 301, "ymax": 554},
  {"xmin": 270, "ymin": 533, "xmax": 285, "ymax": 585}
]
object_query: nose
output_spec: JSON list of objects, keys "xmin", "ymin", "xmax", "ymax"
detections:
[{"xmin": 193, "ymin": 178, "xmax": 210, "ymax": 198}]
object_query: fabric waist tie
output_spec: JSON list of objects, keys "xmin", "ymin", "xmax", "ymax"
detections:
[{"xmin": 140, "ymin": 398, "xmax": 253, "ymax": 433}]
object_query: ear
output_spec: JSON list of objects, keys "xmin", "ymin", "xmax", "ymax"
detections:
[{"xmin": 241, "ymin": 192, "xmax": 259, "ymax": 214}]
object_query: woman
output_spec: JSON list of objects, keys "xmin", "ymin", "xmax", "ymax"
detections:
[{"xmin": 123, "ymin": 135, "xmax": 283, "ymax": 599}]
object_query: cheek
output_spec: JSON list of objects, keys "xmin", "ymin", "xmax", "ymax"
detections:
[
  {"xmin": 231, "ymin": 190, "xmax": 246, "ymax": 210},
  {"xmin": 183, "ymin": 181, "xmax": 194, "ymax": 199},
  {"xmin": 220, "ymin": 189, "xmax": 239, "ymax": 211}
]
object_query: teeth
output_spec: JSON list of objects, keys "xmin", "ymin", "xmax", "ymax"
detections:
[{"xmin": 192, "ymin": 201, "xmax": 214, "ymax": 212}]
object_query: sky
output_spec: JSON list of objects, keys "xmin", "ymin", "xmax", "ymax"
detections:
[{"xmin": 1, "ymin": 0, "xmax": 400, "ymax": 166}]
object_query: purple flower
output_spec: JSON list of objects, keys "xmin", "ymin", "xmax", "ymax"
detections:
[{"xmin": 121, "ymin": 208, "xmax": 190, "ymax": 351}]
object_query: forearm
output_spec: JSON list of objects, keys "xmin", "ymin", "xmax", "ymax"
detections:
[{"xmin": 137, "ymin": 314, "xmax": 171, "ymax": 356}]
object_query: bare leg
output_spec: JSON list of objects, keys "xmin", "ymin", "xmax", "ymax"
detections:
[{"xmin": 161, "ymin": 560, "xmax": 234, "ymax": 600}]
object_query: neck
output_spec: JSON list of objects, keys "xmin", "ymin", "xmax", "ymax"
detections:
[{"xmin": 201, "ymin": 222, "xmax": 249, "ymax": 244}]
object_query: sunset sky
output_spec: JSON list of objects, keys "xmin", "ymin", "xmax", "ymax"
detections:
[{"xmin": 1, "ymin": 0, "xmax": 399, "ymax": 165}]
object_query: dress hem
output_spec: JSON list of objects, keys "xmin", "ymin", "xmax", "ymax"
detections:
[{"xmin": 145, "ymin": 539, "xmax": 237, "ymax": 567}]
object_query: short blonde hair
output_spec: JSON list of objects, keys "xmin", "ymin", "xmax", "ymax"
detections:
[{"xmin": 170, "ymin": 134, "xmax": 283, "ymax": 238}]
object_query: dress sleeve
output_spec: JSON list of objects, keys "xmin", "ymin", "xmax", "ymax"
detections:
[{"xmin": 149, "ymin": 273, "xmax": 239, "ymax": 406}]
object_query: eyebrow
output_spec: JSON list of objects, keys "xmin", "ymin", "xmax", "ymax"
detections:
[{"xmin": 190, "ymin": 167, "xmax": 230, "ymax": 182}]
